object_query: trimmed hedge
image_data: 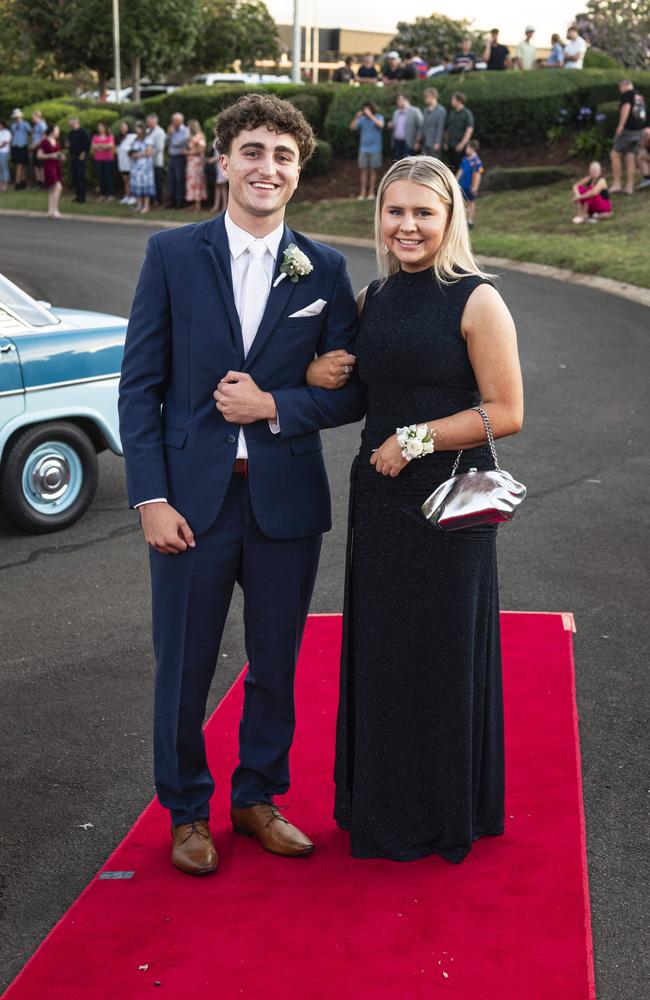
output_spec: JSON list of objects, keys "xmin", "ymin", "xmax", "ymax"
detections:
[
  {"xmin": 55, "ymin": 108, "xmax": 119, "ymax": 137},
  {"xmin": 324, "ymin": 70, "xmax": 650, "ymax": 156},
  {"xmin": 482, "ymin": 166, "xmax": 573, "ymax": 191},
  {"xmin": 303, "ymin": 139, "xmax": 333, "ymax": 177},
  {"xmin": 142, "ymin": 83, "xmax": 336, "ymax": 135},
  {"xmin": 0, "ymin": 76, "xmax": 68, "ymax": 122}
]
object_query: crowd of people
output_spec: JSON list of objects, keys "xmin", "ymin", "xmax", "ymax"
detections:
[
  {"xmin": 331, "ymin": 25, "xmax": 592, "ymax": 84},
  {"xmin": 0, "ymin": 108, "xmax": 228, "ymax": 215},
  {"xmin": 1, "ymin": 75, "xmax": 648, "ymax": 228},
  {"xmin": 351, "ymin": 89, "xmax": 482, "ymax": 225}
]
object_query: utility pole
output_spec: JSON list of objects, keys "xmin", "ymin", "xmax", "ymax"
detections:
[
  {"xmin": 291, "ymin": 0, "xmax": 301, "ymax": 83},
  {"xmin": 112, "ymin": 0, "xmax": 122, "ymax": 101}
]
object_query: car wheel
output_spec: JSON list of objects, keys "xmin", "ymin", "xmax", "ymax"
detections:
[{"xmin": 0, "ymin": 422, "xmax": 98, "ymax": 534}]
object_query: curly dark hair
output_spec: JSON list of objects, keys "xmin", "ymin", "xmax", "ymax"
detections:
[{"xmin": 215, "ymin": 93, "xmax": 316, "ymax": 164}]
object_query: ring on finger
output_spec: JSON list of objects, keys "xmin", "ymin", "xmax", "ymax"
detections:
[{"xmin": 343, "ymin": 365, "xmax": 352, "ymax": 375}]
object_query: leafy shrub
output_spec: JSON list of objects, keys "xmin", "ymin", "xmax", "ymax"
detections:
[
  {"xmin": 595, "ymin": 101, "xmax": 619, "ymax": 134},
  {"xmin": 482, "ymin": 166, "xmax": 573, "ymax": 191},
  {"xmin": 584, "ymin": 50, "xmax": 620, "ymax": 70},
  {"xmin": 303, "ymin": 139, "xmax": 333, "ymax": 177},
  {"xmin": 0, "ymin": 76, "xmax": 68, "ymax": 122},
  {"xmin": 570, "ymin": 128, "xmax": 611, "ymax": 161},
  {"xmin": 287, "ymin": 94, "xmax": 321, "ymax": 130},
  {"xmin": 142, "ymin": 83, "xmax": 334, "ymax": 134},
  {"xmin": 20, "ymin": 100, "xmax": 79, "ymax": 124}
]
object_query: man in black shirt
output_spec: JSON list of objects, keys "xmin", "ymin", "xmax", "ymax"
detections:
[
  {"xmin": 482, "ymin": 29, "xmax": 510, "ymax": 71},
  {"xmin": 611, "ymin": 79, "xmax": 648, "ymax": 194},
  {"xmin": 382, "ymin": 52, "xmax": 404, "ymax": 85},
  {"xmin": 66, "ymin": 116, "xmax": 91, "ymax": 203},
  {"xmin": 357, "ymin": 53, "xmax": 379, "ymax": 82},
  {"xmin": 333, "ymin": 57, "xmax": 355, "ymax": 84}
]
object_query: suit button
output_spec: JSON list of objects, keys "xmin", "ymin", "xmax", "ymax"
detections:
[{"xmin": 227, "ymin": 434, "xmax": 236, "ymax": 444}]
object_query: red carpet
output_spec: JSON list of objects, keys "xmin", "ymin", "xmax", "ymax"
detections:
[{"xmin": 4, "ymin": 612, "xmax": 595, "ymax": 1000}]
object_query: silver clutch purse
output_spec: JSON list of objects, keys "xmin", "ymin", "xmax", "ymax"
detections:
[{"xmin": 421, "ymin": 406, "xmax": 526, "ymax": 531}]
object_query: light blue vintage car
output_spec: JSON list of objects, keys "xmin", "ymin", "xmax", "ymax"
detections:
[{"xmin": 0, "ymin": 273, "xmax": 127, "ymax": 533}]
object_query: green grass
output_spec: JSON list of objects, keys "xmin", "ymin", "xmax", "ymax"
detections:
[{"xmin": 2, "ymin": 182, "xmax": 649, "ymax": 289}]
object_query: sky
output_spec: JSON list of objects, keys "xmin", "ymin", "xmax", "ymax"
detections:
[{"xmin": 266, "ymin": 2, "xmax": 582, "ymax": 47}]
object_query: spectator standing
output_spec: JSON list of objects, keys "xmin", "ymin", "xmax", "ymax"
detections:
[
  {"xmin": 37, "ymin": 123, "xmax": 65, "ymax": 219},
  {"xmin": 456, "ymin": 138, "xmax": 484, "ymax": 226},
  {"xmin": 571, "ymin": 161, "xmax": 612, "ymax": 222},
  {"xmin": 185, "ymin": 118, "xmax": 207, "ymax": 211},
  {"xmin": 30, "ymin": 110, "xmax": 48, "ymax": 187},
  {"xmin": 66, "ymin": 116, "xmax": 90, "ymax": 204},
  {"xmin": 388, "ymin": 93, "xmax": 423, "ymax": 160},
  {"xmin": 357, "ymin": 53, "xmax": 379, "ymax": 83},
  {"xmin": 419, "ymin": 88, "xmax": 446, "ymax": 155},
  {"xmin": 10, "ymin": 109, "xmax": 31, "ymax": 190},
  {"xmin": 166, "ymin": 112, "xmax": 189, "ymax": 208},
  {"xmin": 333, "ymin": 57, "xmax": 355, "ymax": 83},
  {"xmin": 206, "ymin": 138, "xmax": 228, "ymax": 214},
  {"xmin": 116, "ymin": 121, "xmax": 136, "ymax": 205},
  {"xmin": 611, "ymin": 79, "xmax": 648, "ymax": 194},
  {"xmin": 351, "ymin": 100, "xmax": 385, "ymax": 199},
  {"xmin": 91, "ymin": 121, "xmax": 116, "ymax": 202},
  {"xmin": 146, "ymin": 113, "xmax": 166, "ymax": 206},
  {"xmin": 382, "ymin": 52, "xmax": 404, "ymax": 85},
  {"xmin": 563, "ymin": 26, "xmax": 587, "ymax": 70},
  {"xmin": 514, "ymin": 27, "xmax": 537, "ymax": 71},
  {"xmin": 482, "ymin": 29, "xmax": 510, "ymax": 71},
  {"xmin": 545, "ymin": 34, "xmax": 565, "ymax": 68},
  {"xmin": 410, "ymin": 50, "xmax": 429, "ymax": 79},
  {"xmin": 400, "ymin": 52, "xmax": 419, "ymax": 81},
  {"xmin": 129, "ymin": 121, "xmax": 156, "ymax": 214},
  {"xmin": 636, "ymin": 127, "xmax": 650, "ymax": 189},
  {"xmin": 445, "ymin": 91, "xmax": 475, "ymax": 170},
  {"xmin": 0, "ymin": 120, "xmax": 11, "ymax": 192},
  {"xmin": 451, "ymin": 38, "xmax": 477, "ymax": 73}
]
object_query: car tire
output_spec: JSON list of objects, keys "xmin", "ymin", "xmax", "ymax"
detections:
[{"xmin": 0, "ymin": 422, "xmax": 98, "ymax": 534}]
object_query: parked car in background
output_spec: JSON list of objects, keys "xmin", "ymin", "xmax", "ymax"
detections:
[
  {"xmin": 0, "ymin": 274, "xmax": 127, "ymax": 533},
  {"xmin": 192, "ymin": 73, "xmax": 298, "ymax": 86},
  {"xmin": 80, "ymin": 83, "xmax": 178, "ymax": 102}
]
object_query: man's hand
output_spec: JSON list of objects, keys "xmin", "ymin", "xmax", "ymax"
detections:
[
  {"xmin": 214, "ymin": 371, "xmax": 277, "ymax": 424},
  {"xmin": 306, "ymin": 350, "xmax": 356, "ymax": 389},
  {"xmin": 370, "ymin": 434, "xmax": 409, "ymax": 477},
  {"xmin": 139, "ymin": 502, "xmax": 195, "ymax": 554}
]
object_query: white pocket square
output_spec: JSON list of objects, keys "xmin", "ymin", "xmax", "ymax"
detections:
[{"xmin": 288, "ymin": 299, "xmax": 327, "ymax": 318}]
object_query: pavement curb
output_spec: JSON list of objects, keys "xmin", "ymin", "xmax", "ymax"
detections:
[{"xmin": 2, "ymin": 209, "xmax": 649, "ymax": 309}]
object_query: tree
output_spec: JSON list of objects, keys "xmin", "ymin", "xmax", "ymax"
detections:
[
  {"xmin": 14, "ymin": 0, "xmax": 202, "ymax": 95},
  {"xmin": 388, "ymin": 13, "xmax": 484, "ymax": 65},
  {"xmin": 575, "ymin": 1, "xmax": 650, "ymax": 68},
  {"xmin": 192, "ymin": 1, "xmax": 280, "ymax": 73}
]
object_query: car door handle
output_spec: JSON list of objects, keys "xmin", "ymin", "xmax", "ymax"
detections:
[{"xmin": 1, "ymin": 344, "xmax": 15, "ymax": 353}]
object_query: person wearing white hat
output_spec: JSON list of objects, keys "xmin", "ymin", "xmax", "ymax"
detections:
[
  {"xmin": 514, "ymin": 27, "xmax": 537, "ymax": 71},
  {"xmin": 382, "ymin": 51, "xmax": 404, "ymax": 85},
  {"xmin": 10, "ymin": 109, "xmax": 31, "ymax": 189}
]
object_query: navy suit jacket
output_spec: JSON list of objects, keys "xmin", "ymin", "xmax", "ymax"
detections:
[{"xmin": 118, "ymin": 214, "xmax": 365, "ymax": 539}]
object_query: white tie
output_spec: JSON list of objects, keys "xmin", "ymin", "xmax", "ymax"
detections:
[{"xmin": 240, "ymin": 240, "xmax": 270, "ymax": 358}]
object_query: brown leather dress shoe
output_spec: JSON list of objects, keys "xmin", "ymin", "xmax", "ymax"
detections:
[
  {"xmin": 171, "ymin": 820, "xmax": 219, "ymax": 875},
  {"xmin": 231, "ymin": 804, "xmax": 314, "ymax": 857}
]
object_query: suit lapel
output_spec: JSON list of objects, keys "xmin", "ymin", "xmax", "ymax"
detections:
[
  {"xmin": 243, "ymin": 225, "xmax": 298, "ymax": 372},
  {"xmin": 202, "ymin": 214, "xmax": 244, "ymax": 356}
]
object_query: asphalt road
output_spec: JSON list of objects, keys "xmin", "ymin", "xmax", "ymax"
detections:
[{"xmin": 1, "ymin": 216, "xmax": 648, "ymax": 998}]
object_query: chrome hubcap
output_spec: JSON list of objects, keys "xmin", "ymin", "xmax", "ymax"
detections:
[{"xmin": 21, "ymin": 441, "xmax": 83, "ymax": 515}]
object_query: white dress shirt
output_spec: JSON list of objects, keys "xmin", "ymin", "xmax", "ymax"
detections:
[{"xmin": 135, "ymin": 211, "xmax": 283, "ymax": 508}]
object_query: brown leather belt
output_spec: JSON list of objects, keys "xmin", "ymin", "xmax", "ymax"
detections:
[{"xmin": 233, "ymin": 458, "xmax": 248, "ymax": 475}]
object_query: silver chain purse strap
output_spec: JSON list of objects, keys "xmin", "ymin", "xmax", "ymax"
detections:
[{"xmin": 450, "ymin": 405, "xmax": 500, "ymax": 475}]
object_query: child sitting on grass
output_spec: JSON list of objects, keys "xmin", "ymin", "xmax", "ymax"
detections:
[
  {"xmin": 456, "ymin": 139, "xmax": 484, "ymax": 227},
  {"xmin": 571, "ymin": 161, "xmax": 612, "ymax": 223}
]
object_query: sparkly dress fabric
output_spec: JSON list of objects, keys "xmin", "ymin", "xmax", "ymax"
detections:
[{"xmin": 333, "ymin": 269, "xmax": 505, "ymax": 863}]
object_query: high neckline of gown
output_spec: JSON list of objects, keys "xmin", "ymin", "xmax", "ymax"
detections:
[{"xmin": 394, "ymin": 267, "xmax": 436, "ymax": 281}]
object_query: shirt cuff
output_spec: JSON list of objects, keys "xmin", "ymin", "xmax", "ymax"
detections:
[
  {"xmin": 134, "ymin": 498, "xmax": 167, "ymax": 508},
  {"xmin": 268, "ymin": 418, "xmax": 281, "ymax": 435}
]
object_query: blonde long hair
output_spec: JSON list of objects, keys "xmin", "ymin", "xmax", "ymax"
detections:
[{"xmin": 374, "ymin": 156, "xmax": 491, "ymax": 284}]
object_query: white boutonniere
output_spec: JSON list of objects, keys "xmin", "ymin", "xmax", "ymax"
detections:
[{"xmin": 273, "ymin": 243, "xmax": 314, "ymax": 287}]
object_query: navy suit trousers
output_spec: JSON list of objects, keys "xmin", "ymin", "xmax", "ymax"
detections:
[{"xmin": 150, "ymin": 473, "xmax": 322, "ymax": 826}]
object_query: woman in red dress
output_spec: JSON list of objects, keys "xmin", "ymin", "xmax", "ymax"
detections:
[{"xmin": 37, "ymin": 124, "xmax": 65, "ymax": 219}]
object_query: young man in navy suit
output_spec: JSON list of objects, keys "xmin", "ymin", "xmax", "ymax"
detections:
[{"xmin": 119, "ymin": 95, "xmax": 363, "ymax": 874}]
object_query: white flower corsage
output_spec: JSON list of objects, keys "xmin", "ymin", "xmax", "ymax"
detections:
[
  {"xmin": 396, "ymin": 423, "xmax": 435, "ymax": 461},
  {"xmin": 273, "ymin": 243, "xmax": 314, "ymax": 287}
]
